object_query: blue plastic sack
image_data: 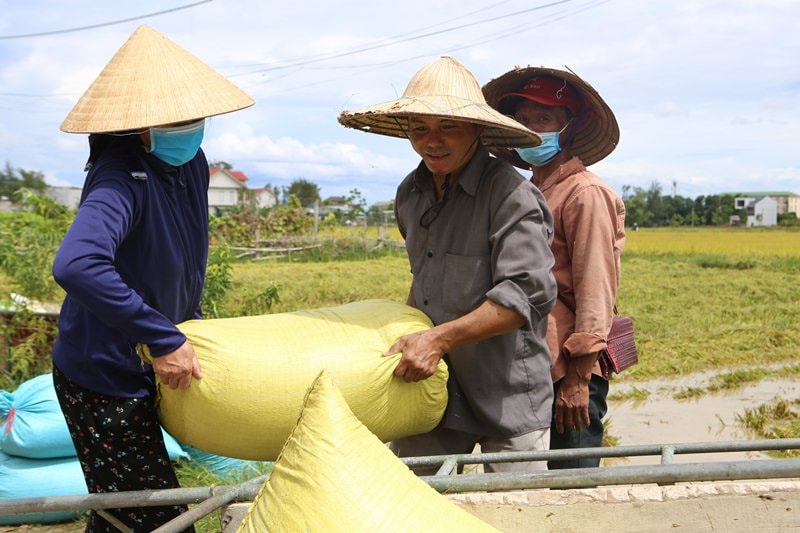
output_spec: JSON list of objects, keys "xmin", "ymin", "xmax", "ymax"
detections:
[
  {"xmin": 0, "ymin": 449, "xmax": 87, "ymax": 525},
  {"xmin": 0, "ymin": 374, "xmax": 74, "ymax": 458},
  {"xmin": 0, "ymin": 373, "xmax": 188, "ymax": 461},
  {"xmin": 180, "ymin": 443, "xmax": 271, "ymax": 480}
]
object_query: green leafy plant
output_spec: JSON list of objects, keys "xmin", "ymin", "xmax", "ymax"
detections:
[
  {"xmin": 201, "ymin": 244, "xmax": 233, "ymax": 319},
  {"xmin": 238, "ymin": 281, "xmax": 281, "ymax": 317},
  {"xmin": 0, "ymin": 189, "xmax": 73, "ymax": 301},
  {"xmin": 0, "ymin": 309, "xmax": 58, "ymax": 391}
]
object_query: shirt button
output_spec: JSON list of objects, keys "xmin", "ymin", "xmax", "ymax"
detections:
[
  {"xmin": 423, "ymin": 299, "xmax": 428, "ymax": 306},
  {"xmin": 427, "ymin": 251, "xmax": 433, "ymax": 258}
]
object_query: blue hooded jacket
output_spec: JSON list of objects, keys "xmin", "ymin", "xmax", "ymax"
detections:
[{"xmin": 52, "ymin": 134, "xmax": 209, "ymax": 397}]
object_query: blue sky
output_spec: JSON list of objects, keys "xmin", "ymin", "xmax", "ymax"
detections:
[{"xmin": 1, "ymin": 0, "xmax": 798, "ymax": 205}]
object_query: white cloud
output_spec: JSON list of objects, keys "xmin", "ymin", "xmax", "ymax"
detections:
[{"xmin": 0, "ymin": 0, "xmax": 798, "ymax": 205}]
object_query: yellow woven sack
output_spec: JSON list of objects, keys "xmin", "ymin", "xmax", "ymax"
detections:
[
  {"xmin": 143, "ymin": 299, "xmax": 448, "ymax": 461},
  {"xmin": 237, "ymin": 370, "xmax": 498, "ymax": 532}
]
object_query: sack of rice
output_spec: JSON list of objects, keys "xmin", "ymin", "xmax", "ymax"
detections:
[
  {"xmin": 237, "ymin": 370, "xmax": 497, "ymax": 532},
  {"xmin": 140, "ymin": 299, "xmax": 447, "ymax": 460}
]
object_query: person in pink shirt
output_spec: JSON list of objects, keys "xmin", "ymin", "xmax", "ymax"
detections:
[{"xmin": 483, "ymin": 67, "xmax": 627, "ymax": 468}]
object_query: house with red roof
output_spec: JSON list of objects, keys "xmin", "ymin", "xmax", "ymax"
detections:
[
  {"xmin": 40, "ymin": 166, "xmax": 277, "ymax": 214},
  {"xmin": 209, "ymin": 167, "xmax": 277, "ymax": 211}
]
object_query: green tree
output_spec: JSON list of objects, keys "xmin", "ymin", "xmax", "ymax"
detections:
[
  {"xmin": 645, "ymin": 181, "xmax": 667, "ymax": 226},
  {"xmin": 346, "ymin": 189, "xmax": 367, "ymax": 217},
  {"xmin": 705, "ymin": 194, "xmax": 736, "ymax": 226},
  {"xmin": 209, "ymin": 160, "xmax": 233, "ymax": 170},
  {"xmin": 288, "ymin": 178, "xmax": 320, "ymax": 208},
  {"xmin": 0, "ymin": 162, "xmax": 47, "ymax": 198},
  {"xmin": 621, "ymin": 185, "xmax": 652, "ymax": 228},
  {"xmin": 778, "ymin": 212, "xmax": 799, "ymax": 227}
]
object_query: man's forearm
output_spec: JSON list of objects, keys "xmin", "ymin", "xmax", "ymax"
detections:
[{"xmin": 433, "ymin": 299, "xmax": 525, "ymax": 355}]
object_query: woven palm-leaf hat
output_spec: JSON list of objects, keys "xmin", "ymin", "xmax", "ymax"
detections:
[
  {"xmin": 338, "ymin": 56, "xmax": 541, "ymax": 148},
  {"xmin": 482, "ymin": 65, "xmax": 619, "ymax": 168},
  {"xmin": 61, "ymin": 24, "xmax": 254, "ymax": 134}
]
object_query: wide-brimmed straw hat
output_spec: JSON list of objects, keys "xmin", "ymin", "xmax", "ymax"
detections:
[
  {"xmin": 338, "ymin": 56, "xmax": 541, "ymax": 148},
  {"xmin": 482, "ymin": 66, "xmax": 619, "ymax": 168},
  {"xmin": 61, "ymin": 24, "xmax": 254, "ymax": 134}
]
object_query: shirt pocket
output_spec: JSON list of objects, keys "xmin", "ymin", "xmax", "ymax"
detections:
[{"xmin": 443, "ymin": 253, "xmax": 492, "ymax": 315}]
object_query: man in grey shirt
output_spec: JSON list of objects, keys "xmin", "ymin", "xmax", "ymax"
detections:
[{"xmin": 339, "ymin": 56, "xmax": 557, "ymax": 474}]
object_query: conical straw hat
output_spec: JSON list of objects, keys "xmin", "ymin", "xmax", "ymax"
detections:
[
  {"xmin": 338, "ymin": 56, "xmax": 541, "ymax": 148},
  {"xmin": 482, "ymin": 65, "xmax": 619, "ymax": 168},
  {"xmin": 60, "ymin": 25, "xmax": 254, "ymax": 134}
]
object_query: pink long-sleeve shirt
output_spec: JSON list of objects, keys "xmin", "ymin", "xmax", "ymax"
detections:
[{"xmin": 533, "ymin": 157, "xmax": 626, "ymax": 382}]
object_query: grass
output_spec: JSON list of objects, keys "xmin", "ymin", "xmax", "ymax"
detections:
[
  {"xmin": 173, "ymin": 460, "xmax": 273, "ymax": 532},
  {"xmin": 673, "ymin": 387, "xmax": 706, "ymax": 401},
  {"xmin": 617, "ymin": 256, "xmax": 799, "ymax": 380},
  {"xmin": 224, "ymin": 228, "xmax": 800, "ymax": 383},
  {"xmin": 4, "ymin": 226, "xmax": 800, "ymax": 530},
  {"xmin": 226, "ymin": 256, "xmax": 412, "ymax": 313},
  {"xmin": 623, "ymin": 226, "xmax": 800, "ymax": 259},
  {"xmin": 663, "ymin": 363, "xmax": 800, "ymax": 402},
  {"xmin": 736, "ymin": 397, "xmax": 800, "ymax": 457},
  {"xmin": 607, "ymin": 386, "xmax": 651, "ymax": 403},
  {"xmin": 218, "ymin": 227, "xmax": 800, "ymax": 383}
]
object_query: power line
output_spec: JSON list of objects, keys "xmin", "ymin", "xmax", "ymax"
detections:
[
  {"xmin": 0, "ymin": 0, "xmax": 606, "ymax": 106},
  {"xmin": 243, "ymin": 0, "xmax": 608, "ymax": 95},
  {"xmin": 229, "ymin": 0, "xmax": 577, "ymax": 76},
  {"xmin": 0, "ymin": 1, "xmax": 215, "ymax": 39},
  {"xmin": 232, "ymin": 0, "xmax": 517, "ymax": 69}
]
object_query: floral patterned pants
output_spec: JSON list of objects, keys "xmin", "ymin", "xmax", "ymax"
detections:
[{"xmin": 52, "ymin": 365, "xmax": 194, "ymax": 533}]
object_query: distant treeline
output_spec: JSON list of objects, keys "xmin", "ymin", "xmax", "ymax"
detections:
[{"xmin": 622, "ymin": 181, "xmax": 798, "ymax": 227}]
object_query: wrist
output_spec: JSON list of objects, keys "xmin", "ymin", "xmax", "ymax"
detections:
[
  {"xmin": 429, "ymin": 323, "xmax": 454, "ymax": 356},
  {"xmin": 566, "ymin": 353, "xmax": 598, "ymax": 382}
]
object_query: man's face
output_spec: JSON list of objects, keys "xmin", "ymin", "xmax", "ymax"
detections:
[
  {"xmin": 407, "ymin": 116, "xmax": 481, "ymax": 177},
  {"xmin": 512, "ymin": 100, "xmax": 569, "ymax": 134}
]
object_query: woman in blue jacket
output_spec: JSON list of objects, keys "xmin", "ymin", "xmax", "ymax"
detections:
[{"xmin": 52, "ymin": 25, "xmax": 252, "ymax": 532}]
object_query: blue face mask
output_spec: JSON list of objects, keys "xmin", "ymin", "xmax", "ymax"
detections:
[
  {"xmin": 514, "ymin": 121, "xmax": 571, "ymax": 167},
  {"xmin": 148, "ymin": 119, "xmax": 205, "ymax": 166}
]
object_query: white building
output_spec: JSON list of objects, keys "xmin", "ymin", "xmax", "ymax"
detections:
[
  {"xmin": 43, "ymin": 186, "xmax": 82, "ymax": 210},
  {"xmin": 209, "ymin": 167, "xmax": 247, "ymax": 209},
  {"xmin": 734, "ymin": 195, "xmax": 778, "ymax": 227},
  {"xmin": 209, "ymin": 167, "xmax": 277, "ymax": 211},
  {"xmin": 733, "ymin": 191, "xmax": 800, "ymax": 222},
  {"xmin": 42, "ymin": 168, "xmax": 276, "ymax": 213},
  {"xmin": 251, "ymin": 186, "xmax": 278, "ymax": 210}
]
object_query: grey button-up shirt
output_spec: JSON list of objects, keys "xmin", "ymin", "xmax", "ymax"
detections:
[{"xmin": 395, "ymin": 147, "xmax": 557, "ymax": 437}]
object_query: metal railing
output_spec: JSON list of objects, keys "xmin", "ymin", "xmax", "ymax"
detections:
[{"xmin": 1, "ymin": 438, "xmax": 799, "ymax": 532}]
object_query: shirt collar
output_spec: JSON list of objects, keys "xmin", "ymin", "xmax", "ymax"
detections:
[
  {"xmin": 534, "ymin": 156, "xmax": 586, "ymax": 193},
  {"xmin": 411, "ymin": 146, "xmax": 491, "ymax": 198}
]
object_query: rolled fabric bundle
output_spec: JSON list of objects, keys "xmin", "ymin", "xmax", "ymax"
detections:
[{"xmin": 142, "ymin": 299, "xmax": 448, "ymax": 461}]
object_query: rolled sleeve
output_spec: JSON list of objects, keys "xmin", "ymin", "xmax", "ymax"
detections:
[
  {"xmin": 562, "ymin": 184, "xmax": 624, "ymax": 353},
  {"xmin": 563, "ymin": 331, "xmax": 606, "ymax": 358},
  {"xmin": 487, "ymin": 181, "xmax": 557, "ymax": 329}
]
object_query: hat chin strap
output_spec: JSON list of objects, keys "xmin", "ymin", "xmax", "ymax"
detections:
[
  {"xmin": 562, "ymin": 107, "xmax": 591, "ymax": 148},
  {"xmin": 435, "ymin": 131, "xmax": 482, "ymax": 185}
]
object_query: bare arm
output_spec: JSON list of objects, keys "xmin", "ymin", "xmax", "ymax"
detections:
[{"xmin": 384, "ymin": 299, "xmax": 524, "ymax": 383}]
